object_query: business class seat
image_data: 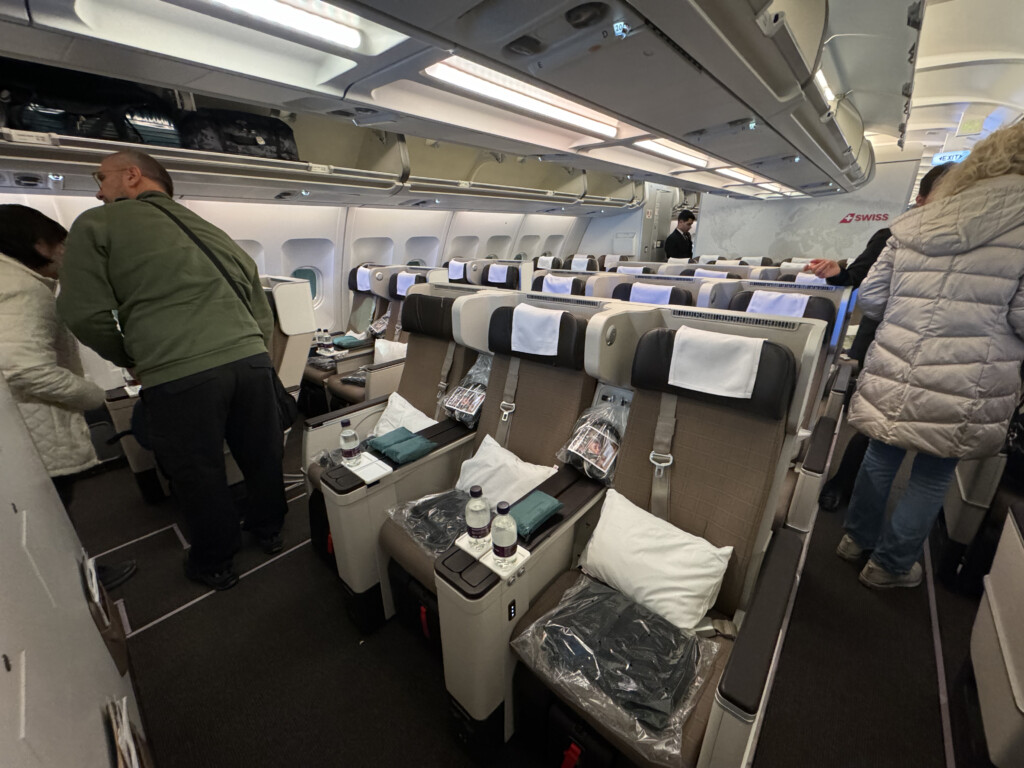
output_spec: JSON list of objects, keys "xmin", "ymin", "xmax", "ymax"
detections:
[
  {"xmin": 445, "ymin": 259, "xmax": 472, "ymax": 284},
  {"xmin": 535, "ymin": 255, "xmax": 563, "ymax": 271},
  {"xmin": 564, "ymin": 255, "xmax": 600, "ymax": 272},
  {"xmin": 610, "ymin": 281, "xmax": 693, "ymax": 306},
  {"xmin": 511, "ymin": 311, "xmax": 824, "ymax": 768},
  {"xmin": 680, "ymin": 267, "xmax": 744, "ymax": 280},
  {"xmin": 481, "ymin": 262, "xmax": 521, "ymax": 290},
  {"xmin": 377, "ymin": 303, "xmax": 599, "ymax": 624},
  {"xmin": 531, "ymin": 273, "xmax": 587, "ymax": 295}
]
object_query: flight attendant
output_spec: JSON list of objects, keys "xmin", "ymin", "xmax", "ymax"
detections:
[{"xmin": 664, "ymin": 209, "xmax": 696, "ymax": 260}]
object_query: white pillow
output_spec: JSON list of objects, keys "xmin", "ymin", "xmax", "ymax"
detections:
[
  {"xmin": 370, "ymin": 392, "xmax": 438, "ymax": 437},
  {"xmin": 579, "ymin": 489, "xmax": 733, "ymax": 630},
  {"xmin": 374, "ymin": 338, "xmax": 407, "ymax": 365},
  {"xmin": 456, "ymin": 434, "xmax": 557, "ymax": 508}
]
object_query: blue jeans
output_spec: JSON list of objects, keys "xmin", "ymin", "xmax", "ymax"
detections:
[{"xmin": 844, "ymin": 439, "xmax": 958, "ymax": 574}]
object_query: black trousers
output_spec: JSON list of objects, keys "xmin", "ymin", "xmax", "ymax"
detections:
[{"xmin": 143, "ymin": 353, "xmax": 286, "ymax": 573}]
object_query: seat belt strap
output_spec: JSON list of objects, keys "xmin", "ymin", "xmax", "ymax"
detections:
[
  {"xmin": 434, "ymin": 340, "xmax": 457, "ymax": 419},
  {"xmin": 494, "ymin": 357, "xmax": 521, "ymax": 447},
  {"xmin": 649, "ymin": 392, "xmax": 677, "ymax": 521},
  {"xmin": 392, "ymin": 300, "xmax": 403, "ymax": 341}
]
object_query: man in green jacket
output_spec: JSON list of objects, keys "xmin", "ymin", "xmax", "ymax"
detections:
[{"xmin": 58, "ymin": 150, "xmax": 287, "ymax": 590}]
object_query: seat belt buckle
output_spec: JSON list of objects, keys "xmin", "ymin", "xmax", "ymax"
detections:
[
  {"xmin": 649, "ymin": 451, "xmax": 673, "ymax": 478},
  {"xmin": 499, "ymin": 401, "xmax": 516, "ymax": 422},
  {"xmin": 437, "ymin": 380, "xmax": 448, "ymax": 398}
]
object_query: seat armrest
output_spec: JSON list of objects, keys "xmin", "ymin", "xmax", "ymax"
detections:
[
  {"xmin": 718, "ymin": 527, "xmax": 803, "ymax": 716},
  {"xmin": 830, "ymin": 362, "xmax": 853, "ymax": 396},
  {"xmin": 364, "ymin": 358, "xmax": 405, "ymax": 373},
  {"xmin": 520, "ymin": 466, "xmax": 604, "ymax": 549},
  {"xmin": 304, "ymin": 395, "xmax": 390, "ymax": 429},
  {"xmin": 802, "ymin": 416, "xmax": 836, "ymax": 476}
]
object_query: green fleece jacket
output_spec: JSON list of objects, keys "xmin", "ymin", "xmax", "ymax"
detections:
[{"xmin": 57, "ymin": 191, "xmax": 274, "ymax": 387}]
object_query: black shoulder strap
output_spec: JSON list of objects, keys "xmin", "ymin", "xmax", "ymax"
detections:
[{"xmin": 140, "ymin": 198, "xmax": 252, "ymax": 315}]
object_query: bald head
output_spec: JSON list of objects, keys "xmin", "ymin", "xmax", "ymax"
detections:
[{"xmin": 95, "ymin": 150, "xmax": 174, "ymax": 203}]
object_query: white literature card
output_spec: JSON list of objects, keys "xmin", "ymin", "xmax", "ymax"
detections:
[{"xmin": 346, "ymin": 452, "xmax": 394, "ymax": 484}]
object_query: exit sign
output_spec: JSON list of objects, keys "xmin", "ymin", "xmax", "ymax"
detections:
[{"xmin": 932, "ymin": 150, "xmax": 970, "ymax": 164}]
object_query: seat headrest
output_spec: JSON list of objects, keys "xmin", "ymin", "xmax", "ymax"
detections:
[
  {"xmin": 348, "ymin": 265, "xmax": 374, "ymax": 293},
  {"xmin": 611, "ymin": 283, "xmax": 692, "ymax": 306},
  {"xmin": 533, "ymin": 274, "xmax": 586, "ymax": 295},
  {"xmin": 488, "ymin": 306, "xmax": 587, "ymax": 369},
  {"xmin": 400, "ymin": 294, "xmax": 455, "ymax": 340},
  {"xmin": 482, "ymin": 263, "xmax": 519, "ymax": 289},
  {"xmin": 388, "ymin": 272, "xmax": 427, "ymax": 299},
  {"xmin": 631, "ymin": 328, "xmax": 795, "ymax": 420},
  {"xmin": 729, "ymin": 291, "xmax": 836, "ymax": 330},
  {"xmin": 778, "ymin": 273, "xmax": 797, "ymax": 282}
]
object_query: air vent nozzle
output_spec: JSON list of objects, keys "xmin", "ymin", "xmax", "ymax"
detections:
[{"xmin": 565, "ymin": 3, "xmax": 609, "ymax": 29}]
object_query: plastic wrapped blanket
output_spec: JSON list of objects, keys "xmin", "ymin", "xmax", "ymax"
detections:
[
  {"xmin": 387, "ymin": 489, "xmax": 470, "ymax": 556},
  {"xmin": 368, "ymin": 308, "xmax": 391, "ymax": 339},
  {"xmin": 556, "ymin": 396, "xmax": 629, "ymax": 484},
  {"xmin": 441, "ymin": 354, "xmax": 492, "ymax": 428},
  {"xmin": 511, "ymin": 574, "xmax": 717, "ymax": 766}
]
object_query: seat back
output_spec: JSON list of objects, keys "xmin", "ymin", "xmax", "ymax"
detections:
[
  {"xmin": 730, "ymin": 290, "xmax": 837, "ymax": 337},
  {"xmin": 610, "ymin": 281, "xmax": 692, "ymax": 306},
  {"xmin": 565, "ymin": 254, "xmax": 599, "ymax": 272},
  {"xmin": 481, "ymin": 262, "xmax": 521, "ymax": 290},
  {"xmin": 535, "ymin": 255, "xmax": 563, "ymax": 271},
  {"xmin": 347, "ymin": 264, "xmax": 388, "ymax": 332},
  {"xmin": 464, "ymin": 301, "xmax": 597, "ymax": 467},
  {"xmin": 396, "ymin": 292, "xmax": 475, "ymax": 417},
  {"xmin": 262, "ymin": 276, "xmax": 316, "ymax": 390},
  {"xmin": 531, "ymin": 273, "xmax": 587, "ymax": 296},
  {"xmin": 614, "ymin": 329, "xmax": 796, "ymax": 616}
]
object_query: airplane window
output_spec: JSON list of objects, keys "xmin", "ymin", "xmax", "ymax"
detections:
[{"xmin": 291, "ymin": 267, "xmax": 322, "ymax": 307}]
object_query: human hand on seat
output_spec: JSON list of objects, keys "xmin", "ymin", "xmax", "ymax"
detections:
[{"xmin": 805, "ymin": 259, "xmax": 840, "ymax": 278}]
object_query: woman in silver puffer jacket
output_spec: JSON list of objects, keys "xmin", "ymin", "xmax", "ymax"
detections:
[{"xmin": 837, "ymin": 123, "xmax": 1024, "ymax": 589}]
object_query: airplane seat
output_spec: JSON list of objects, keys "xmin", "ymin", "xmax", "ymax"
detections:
[
  {"xmin": 777, "ymin": 273, "xmax": 798, "ymax": 282},
  {"xmin": 610, "ymin": 282, "xmax": 693, "ymax": 306},
  {"xmin": 481, "ymin": 263, "xmax": 520, "ymax": 290},
  {"xmin": 378, "ymin": 302, "xmax": 599, "ymax": 642},
  {"xmin": 611, "ymin": 265, "xmax": 654, "ymax": 275},
  {"xmin": 531, "ymin": 274, "xmax": 587, "ymax": 295},
  {"xmin": 534, "ymin": 255, "xmax": 563, "ymax": 271},
  {"xmin": 445, "ymin": 260, "xmax": 472, "ymax": 284},
  {"xmin": 730, "ymin": 290, "xmax": 836, "ymax": 334},
  {"xmin": 511, "ymin": 323, "xmax": 806, "ymax": 768},
  {"xmin": 566, "ymin": 255, "xmax": 599, "ymax": 272}
]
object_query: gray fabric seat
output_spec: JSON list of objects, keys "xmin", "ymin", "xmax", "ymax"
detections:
[{"xmin": 513, "ymin": 327, "xmax": 798, "ymax": 767}]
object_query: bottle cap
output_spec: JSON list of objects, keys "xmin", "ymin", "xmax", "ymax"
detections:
[
  {"xmin": 470, "ymin": 486, "xmax": 482, "ymax": 498},
  {"xmin": 341, "ymin": 419, "xmax": 351, "ymax": 427},
  {"xmin": 496, "ymin": 501, "xmax": 510, "ymax": 514}
]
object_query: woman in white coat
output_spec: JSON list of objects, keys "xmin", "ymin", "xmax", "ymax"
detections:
[
  {"xmin": 836, "ymin": 124, "xmax": 1024, "ymax": 589},
  {"xmin": 0, "ymin": 204, "xmax": 136, "ymax": 590}
]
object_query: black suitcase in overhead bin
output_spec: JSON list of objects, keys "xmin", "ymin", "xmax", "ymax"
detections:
[{"xmin": 178, "ymin": 109, "xmax": 300, "ymax": 161}]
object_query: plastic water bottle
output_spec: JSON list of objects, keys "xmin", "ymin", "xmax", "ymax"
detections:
[
  {"xmin": 319, "ymin": 329, "xmax": 332, "ymax": 351},
  {"xmin": 465, "ymin": 486, "xmax": 490, "ymax": 547},
  {"xmin": 491, "ymin": 501, "xmax": 518, "ymax": 567},
  {"xmin": 339, "ymin": 419, "xmax": 361, "ymax": 467}
]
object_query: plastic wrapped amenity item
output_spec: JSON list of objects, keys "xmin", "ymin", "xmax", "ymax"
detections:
[
  {"xmin": 368, "ymin": 308, "xmax": 391, "ymax": 339},
  {"xmin": 556, "ymin": 396, "xmax": 629, "ymax": 484},
  {"xmin": 388, "ymin": 489, "xmax": 471, "ymax": 555},
  {"xmin": 511, "ymin": 574, "xmax": 717, "ymax": 767},
  {"xmin": 441, "ymin": 354, "xmax": 493, "ymax": 428},
  {"xmin": 310, "ymin": 447, "xmax": 347, "ymax": 469},
  {"xmin": 307, "ymin": 356, "xmax": 337, "ymax": 372}
]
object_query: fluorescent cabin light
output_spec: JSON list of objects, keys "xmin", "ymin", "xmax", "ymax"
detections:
[
  {"xmin": 758, "ymin": 182, "xmax": 782, "ymax": 192},
  {"xmin": 633, "ymin": 139, "xmax": 708, "ymax": 168},
  {"xmin": 425, "ymin": 57, "xmax": 619, "ymax": 138},
  {"xmin": 815, "ymin": 70, "xmax": 836, "ymax": 102},
  {"xmin": 204, "ymin": 0, "xmax": 362, "ymax": 49},
  {"xmin": 715, "ymin": 168, "xmax": 754, "ymax": 183}
]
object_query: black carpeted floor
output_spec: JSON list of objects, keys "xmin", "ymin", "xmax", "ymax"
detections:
[
  {"xmin": 753, "ymin": 502, "xmax": 947, "ymax": 768},
  {"xmin": 67, "ymin": 425, "xmax": 539, "ymax": 767}
]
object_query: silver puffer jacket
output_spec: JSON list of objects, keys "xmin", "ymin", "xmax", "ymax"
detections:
[{"xmin": 849, "ymin": 174, "xmax": 1024, "ymax": 459}]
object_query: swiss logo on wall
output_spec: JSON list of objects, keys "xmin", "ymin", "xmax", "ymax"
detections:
[{"xmin": 839, "ymin": 212, "xmax": 889, "ymax": 224}]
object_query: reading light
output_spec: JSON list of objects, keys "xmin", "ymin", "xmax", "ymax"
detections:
[
  {"xmin": 715, "ymin": 168, "xmax": 754, "ymax": 183},
  {"xmin": 425, "ymin": 56, "xmax": 619, "ymax": 138},
  {"xmin": 815, "ymin": 70, "xmax": 836, "ymax": 102},
  {"xmin": 633, "ymin": 139, "xmax": 708, "ymax": 168},
  {"xmin": 201, "ymin": 0, "xmax": 362, "ymax": 49}
]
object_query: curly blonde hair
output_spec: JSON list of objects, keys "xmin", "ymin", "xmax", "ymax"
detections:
[{"xmin": 931, "ymin": 122, "xmax": 1024, "ymax": 200}]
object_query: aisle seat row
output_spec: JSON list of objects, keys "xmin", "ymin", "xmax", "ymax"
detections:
[{"xmin": 301, "ymin": 280, "xmax": 838, "ymax": 767}]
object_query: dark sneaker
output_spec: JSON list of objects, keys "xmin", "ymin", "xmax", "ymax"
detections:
[
  {"xmin": 98, "ymin": 560, "xmax": 138, "ymax": 591},
  {"xmin": 257, "ymin": 533, "xmax": 284, "ymax": 555},
  {"xmin": 818, "ymin": 481, "xmax": 842, "ymax": 512},
  {"xmin": 184, "ymin": 560, "xmax": 239, "ymax": 591},
  {"xmin": 859, "ymin": 559, "xmax": 923, "ymax": 589}
]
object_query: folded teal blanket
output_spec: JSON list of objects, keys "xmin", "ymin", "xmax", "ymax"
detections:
[
  {"xmin": 380, "ymin": 434, "xmax": 436, "ymax": 464},
  {"xmin": 511, "ymin": 491, "xmax": 563, "ymax": 537},
  {"xmin": 333, "ymin": 334, "xmax": 370, "ymax": 349},
  {"xmin": 366, "ymin": 427, "xmax": 414, "ymax": 453}
]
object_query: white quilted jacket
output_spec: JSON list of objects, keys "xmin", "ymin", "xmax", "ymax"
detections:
[
  {"xmin": 0, "ymin": 252, "xmax": 105, "ymax": 476},
  {"xmin": 849, "ymin": 174, "xmax": 1024, "ymax": 459}
]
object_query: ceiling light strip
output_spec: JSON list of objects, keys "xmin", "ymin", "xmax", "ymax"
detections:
[
  {"xmin": 425, "ymin": 58, "xmax": 619, "ymax": 138},
  {"xmin": 632, "ymin": 139, "xmax": 708, "ymax": 168},
  {"xmin": 205, "ymin": 0, "xmax": 362, "ymax": 48}
]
